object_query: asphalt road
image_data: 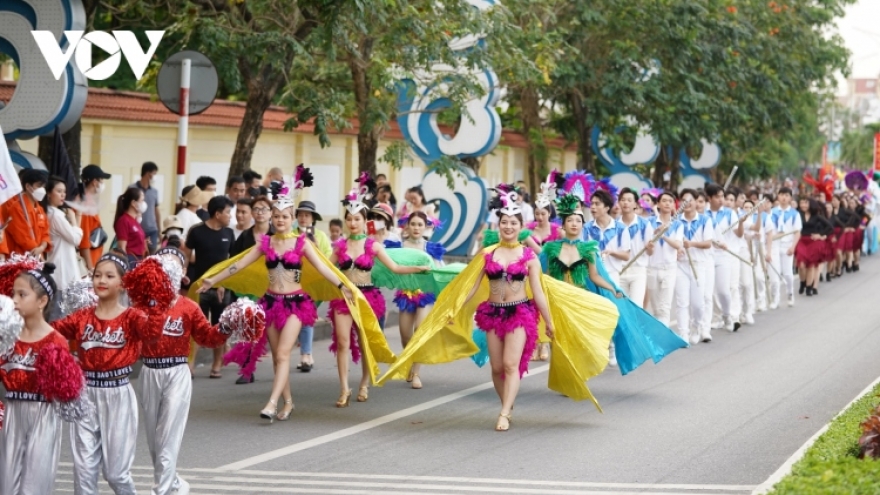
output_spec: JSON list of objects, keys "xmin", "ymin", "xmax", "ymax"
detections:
[{"xmin": 49, "ymin": 259, "xmax": 880, "ymax": 494}]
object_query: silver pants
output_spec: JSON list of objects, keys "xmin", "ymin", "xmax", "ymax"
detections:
[
  {"xmin": 141, "ymin": 364, "xmax": 192, "ymax": 495},
  {"xmin": 71, "ymin": 384, "xmax": 138, "ymax": 495},
  {"xmin": 0, "ymin": 399, "xmax": 62, "ymax": 495}
]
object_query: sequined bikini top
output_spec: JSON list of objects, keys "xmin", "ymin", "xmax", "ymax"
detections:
[
  {"xmin": 261, "ymin": 234, "xmax": 305, "ymax": 284},
  {"xmin": 485, "ymin": 248, "xmax": 533, "ymax": 282},
  {"xmin": 335, "ymin": 237, "xmax": 376, "ymax": 272}
]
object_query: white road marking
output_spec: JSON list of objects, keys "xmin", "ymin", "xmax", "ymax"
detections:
[
  {"xmin": 752, "ymin": 372, "xmax": 880, "ymax": 494},
  {"xmin": 56, "ymin": 465, "xmax": 754, "ymax": 493},
  {"xmin": 218, "ymin": 365, "xmax": 550, "ymax": 470}
]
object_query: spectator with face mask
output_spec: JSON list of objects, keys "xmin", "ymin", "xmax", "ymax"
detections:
[
  {"xmin": 78, "ymin": 164, "xmax": 111, "ymax": 271},
  {"xmin": 114, "ymin": 187, "xmax": 148, "ymax": 265},
  {"xmin": 130, "ymin": 161, "xmax": 162, "ymax": 254},
  {"xmin": 3, "ymin": 169, "xmax": 51, "ymax": 258}
]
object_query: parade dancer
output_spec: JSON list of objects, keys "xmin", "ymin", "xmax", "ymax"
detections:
[
  {"xmin": 770, "ymin": 187, "xmax": 802, "ymax": 308},
  {"xmin": 377, "ymin": 185, "xmax": 618, "ymax": 429},
  {"xmin": 52, "ymin": 253, "xmax": 170, "ymax": 495},
  {"xmin": 646, "ymin": 191, "xmax": 684, "ymax": 326},
  {"xmin": 196, "ymin": 166, "xmax": 393, "ymax": 416},
  {"xmin": 704, "ymin": 184, "xmax": 743, "ymax": 333},
  {"xmin": 617, "ymin": 187, "xmax": 653, "ymax": 309},
  {"xmin": 527, "ymin": 171, "xmax": 564, "ymax": 360},
  {"xmin": 142, "ymin": 247, "xmax": 235, "ymax": 495},
  {"xmin": 675, "ymin": 189, "xmax": 714, "ymax": 344},
  {"xmin": 385, "ymin": 211, "xmax": 445, "ymax": 389},
  {"xmin": 795, "ymin": 198, "xmax": 833, "ymax": 296},
  {"xmin": 0, "ymin": 263, "xmax": 84, "ymax": 495},
  {"xmin": 329, "ymin": 173, "xmax": 429, "ymax": 406},
  {"xmin": 542, "ymin": 193, "xmax": 686, "ymax": 376}
]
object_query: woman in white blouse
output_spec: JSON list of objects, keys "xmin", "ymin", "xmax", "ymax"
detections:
[
  {"xmin": 175, "ymin": 185, "xmax": 212, "ymax": 237},
  {"xmin": 44, "ymin": 175, "xmax": 84, "ymax": 291}
]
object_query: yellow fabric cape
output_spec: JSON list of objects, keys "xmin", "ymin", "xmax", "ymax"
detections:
[
  {"xmin": 187, "ymin": 239, "xmax": 395, "ymax": 385},
  {"xmin": 376, "ymin": 245, "xmax": 619, "ymax": 411}
]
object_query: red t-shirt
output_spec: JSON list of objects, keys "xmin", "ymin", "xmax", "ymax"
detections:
[
  {"xmin": 114, "ymin": 213, "xmax": 146, "ymax": 257},
  {"xmin": 141, "ymin": 297, "xmax": 227, "ymax": 359},
  {"xmin": 0, "ymin": 331, "xmax": 69, "ymax": 400}
]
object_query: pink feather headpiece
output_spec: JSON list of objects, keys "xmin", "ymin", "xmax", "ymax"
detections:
[
  {"xmin": 271, "ymin": 164, "xmax": 314, "ymax": 211},
  {"xmin": 342, "ymin": 172, "xmax": 377, "ymax": 215},
  {"xmin": 535, "ymin": 169, "xmax": 565, "ymax": 210}
]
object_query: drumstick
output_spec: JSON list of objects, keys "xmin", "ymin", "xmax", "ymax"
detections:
[
  {"xmin": 620, "ymin": 200, "xmax": 689, "ymax": 275},
  {"xmin": 723, "ymin": 166, "xmax": 739, "ymax": 190}
]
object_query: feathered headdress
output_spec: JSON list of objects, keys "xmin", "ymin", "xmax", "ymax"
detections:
[
  {"xmin": 561, "ymin": 171, "xmax": 596, "ymax": 204},
  {"xmin": 535, "ymin": 169, "xmax": 565, "ymax": 210},
  {"xmin": 342, "ymin": 172, "xmax": 377, "ymax": 215},
  {"xmin": 803, "ymin": 171, "xmax": 834, "ymax": 203},
  {"xmin": 554, "ymin": 193, "xmax": 584, "ymax": 219},
  {"xmin": 270, "ymin": 164, "xmax": 314, "ymax": 211},
  {"xmin": 639, "ymin": 187, "xmax": 663, "ymax": 210},
  {"xmin": 845, "ymin": 170, "xmax": 869, "ymax": 192},
  {"xmin": 488, "ymin": 183, "xmax": 522, "ymax": 217},
  {"xmin": 594, "ymin": 177, "xmax": 619, "ymax": 204}
]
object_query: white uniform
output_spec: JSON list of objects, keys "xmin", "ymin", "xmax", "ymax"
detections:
[
  {"xmin": 583, "ymin": 218, "xmax": 632, "ymax": 285},
  {"xmin": 770, "ymin": 206, "xmax": 802, "ymax": 307},
  {"xmin": 647, "ymin": 217, "xmax": 683, "ymax": 325},
  {"xmin": 619, "ymin": 216, "xmax": 654, "ymax": 308},
  {"xmin": 674, "ymin": 213, "xmax": 713, "ymax": 343},
  {"xmin": 704, "ymin": 207, "xmax": 735, "ymax": 330},
  {"xmin": 753, "ymin": 212, "xmax": 774, "ymax": 312},
  {"xmin": 737, "ymin": 210, "xmax": 756, "ymax": 323}
]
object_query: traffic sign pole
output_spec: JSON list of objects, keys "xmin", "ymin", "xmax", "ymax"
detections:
[{"xmin": 176, "ymin": 58, "xmax": 191, "ymax": 196}]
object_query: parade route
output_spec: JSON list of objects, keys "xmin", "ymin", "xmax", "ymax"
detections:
[{"xmin": 54, "ymin": 260, "xmax": 880, "ymax": 494}]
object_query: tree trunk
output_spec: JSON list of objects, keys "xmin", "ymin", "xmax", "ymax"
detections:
[
  {"xmin": 520, "ymin": 87, "xmax": 546, "ymax": 195},
  {"xmin": 652, "ymin": 147, "xmax": 666, "ymax": 186},
  {"xmin": 567, "ymin": 91, "xmax": 595, "ymax": 174},
  {"xmin": 229, "ymin": 61, "xmax": 287, "ymax": 177},
  {"xmin": 670, "ymin": 147, "xmax": 681, "ymax": 189},
  {"xmin": 37, "ymin": 120, "xmax": 82, "ymax": 176},
  {"xmin": 461, "ymin": 157, "xmax": 480, "ymax": 173},
  {"xmin": 349, "ymin": 37, "xmax": 381, "ymax": 176}
]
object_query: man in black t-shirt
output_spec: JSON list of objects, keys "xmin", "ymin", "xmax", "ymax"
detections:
[{"xmin": 184, "ymin": 195, "xmax": 235, "ymax": 378}]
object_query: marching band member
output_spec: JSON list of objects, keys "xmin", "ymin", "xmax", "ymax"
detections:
[
  {"xmin": 675, "ymin": 189, "xmax": 714, "ymax": 344},
  {"xmin": 617, "ymin": 188, "xmax": 653, "ymax": 309},
  {"xmin": 704, "ymin": 184, "xmax": 743, "ymax": 333},
  {"xmin": 646, "ymin": 191, "xmax": 684, "ymax": 326},
  {"xmin": 770, "ymin": 187, "xmax": 802, "ymax": 308}
]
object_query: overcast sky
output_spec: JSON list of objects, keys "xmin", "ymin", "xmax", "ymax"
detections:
[{"xmin": 837, "ymin": 1, "xmax": 880, "ymax": 92}]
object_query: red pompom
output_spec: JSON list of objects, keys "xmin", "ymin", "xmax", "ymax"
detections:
[
  {"xmin": 0, "ymin": 401, "xmax": 5, "ymax": 431},
  {"xmin": 219, "ymin": 299, "xmax": 266, "ymax": 344},
  {"xmin": 36, "ymin": 344, "xmax": 84, "ymax": 402},
  {"xmin": 0, "ymin": 255, "xmax": 43, "ymax": 296},
  {"xmin": 122, "ymin": 257, "xmax": 175, "ymax": 312}
]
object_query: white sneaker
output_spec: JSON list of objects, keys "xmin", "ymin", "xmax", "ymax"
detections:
[
  {"xmin": 787, "ymin": 294, "xmax": 795, "ymax": 307},
  {"xmin": 174, "ymin": 477, "xmax": 190, "ymax": 495},
  {"xmin": 689, "ymin": 330, "xmax": 701, "ymax": 345},
  {"xmin": 724, "ymin": 317, "xmax": 735, "ymax": 332},
  {"xmin": 756, "ymin": 305, "xmax": 767, "ymax": 313},
  {"xmin": 608, "ymin": 345, "xmax": 618, "ymax": 367},
  {"xmin": 769, "ymin": 302, "xmax": 779, "ymax": 310},
  {"xmin": 743, "ymin": 314, "xmax": 755, "ymax": 325},
  {"xmin": 700, "ymin": 330, "xmax": 713, "ymax": 343}
]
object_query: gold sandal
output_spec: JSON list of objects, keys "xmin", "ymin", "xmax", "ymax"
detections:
[
  {"xmin": 495, "ymin": 413, "xmax": 512, "ymax": 432},
  {"xmin": 260, "ymin": 400, "xmax": 277, "ymax": 423},
  {"xmin": 357, "ymin": 386, "xmax": 369, "ymax": 402},
  {"xmin": 336, "ymin": 390, "xmax": 351, "ymax": 408}
]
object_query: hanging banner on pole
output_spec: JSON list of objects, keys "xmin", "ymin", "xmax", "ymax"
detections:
[{"xmin": 873, "ymin": 133, "xmax": 880, "ymax": 172}]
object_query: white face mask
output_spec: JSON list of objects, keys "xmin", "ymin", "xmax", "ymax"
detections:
[
  {"xmin": 97, "ymin": 182, "xmax": 105, "ymax": 194},
  {"xmin": 31, "ymin": 187, "xmax": 46, "ymax": 202},
  {"xmin": 137, "ymin": 201, "xmax": 148, "ymax": 214},
  {"xmin": 373, "ymin": 220, "xmax": 386, "ymax": 231},
  {"xmin": 166, "ymin": 228, "xmax": 183, "ymax": 238}
]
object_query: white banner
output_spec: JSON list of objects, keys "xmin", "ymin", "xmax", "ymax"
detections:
[{"xmin": 0, "ymin": 127, "xmax": 24, "ymax": 206}]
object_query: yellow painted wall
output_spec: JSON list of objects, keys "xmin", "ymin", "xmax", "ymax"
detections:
[{"xmin": 16, "ymin": 120, "xmax": 578, "ymax": 233}]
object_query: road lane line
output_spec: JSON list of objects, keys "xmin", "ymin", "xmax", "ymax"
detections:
[
  {"xmin": 752, "ymin": 372, "xmax": 880, "ymax": 495},
  {"xmin": 56, "ymin": 465, "xmax": 754, "ymax": 492},
  {"xmin": 219, "ymin": 365, "xmax": 550, "ymax": 470}
]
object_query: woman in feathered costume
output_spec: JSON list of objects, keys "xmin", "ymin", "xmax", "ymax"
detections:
[
  {"xmin": 541, "ymin": 193, "xmax": 688, "ymax": 376},
  {"xmin": 328, "ymin": 172, "xmax": 430, "ymax": 406},
  {"xmin": 527, "ymin": 170, "xmax": 565, "ymax": 246},
  {"xmin": 193, "ymin": 166, "xmax": 396, "ymax": 415},
  {"xmin": 378, "ymin": 185, "xmax": 619, "ymax": 431}
]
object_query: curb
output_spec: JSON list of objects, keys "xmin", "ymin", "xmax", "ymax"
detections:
[{"xmin": 751, "ymin": 373, "xmax": 880, "ymax": 494}]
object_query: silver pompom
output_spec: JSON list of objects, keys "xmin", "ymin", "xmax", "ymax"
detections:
[
  {"xmin": 219, "ymin": 298, "xmax": 266, "ymax": 345},
  {"xmin": 0, "ymin": 295, "xmax": 23, "ymax": 356},
  {"xmin": 56, "ymin": 392, "xmax": 95, "ymax": 423},
  {"xmin": 59, "ymin": 278, "xmax": 98, "ymax": 317},
  {"xmin": 155, "ymin": 254, "xmax": 184, "ymax": 291}
]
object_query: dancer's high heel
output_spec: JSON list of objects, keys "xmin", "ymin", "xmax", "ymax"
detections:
[
  {"xmin": 357, "ymin": 386, "xmax": 369, "ymax": 402},
  {"xmin": 336, "ymin": 390, "xmax": 351, "ymax": 408},
  {"xmin": 495, "ymin": 413, "xmax": 512, "ymax": 432},
  {"xmin": 260, "ymin": 400, "xmax": 277, "ymax": 423},
  {"xmin": 277, "ymin": 399, "xmax": 294, "ymax": 421}
]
